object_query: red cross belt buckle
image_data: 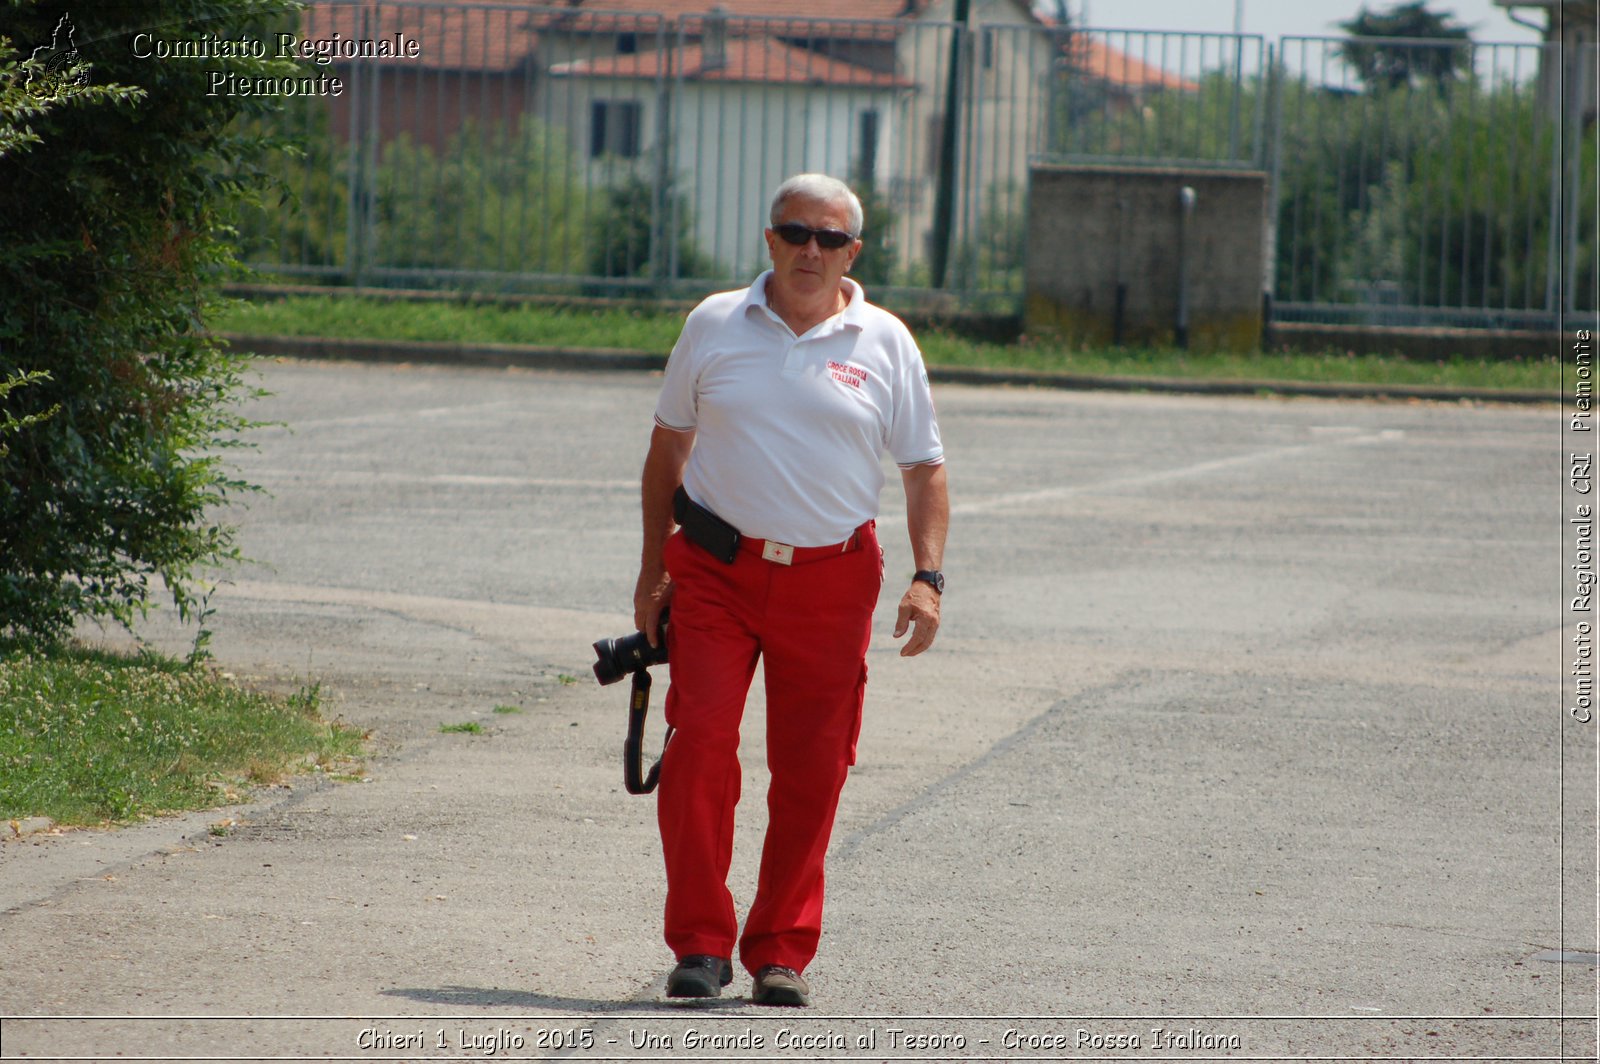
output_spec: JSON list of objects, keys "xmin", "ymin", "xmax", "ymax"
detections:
[{"xmin": 760, "ymin": 540, "xmax": 795, "ymax": 565}]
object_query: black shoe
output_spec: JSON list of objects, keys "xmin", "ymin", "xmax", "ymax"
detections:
[
  {"xmin": 665, "ymin": 955, "xmax": 733, "ymax": 998},
  {"xmin": 751, "ymin": 965, "xmax": 810, "ymax": 1007}
]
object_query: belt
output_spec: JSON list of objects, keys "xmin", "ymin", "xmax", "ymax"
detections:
[
  {"xmin": 737, "ymin": 526, "xmax": 865, "ymax": 566},
  {"xmin": 675, "ymin": 486, "xmax": 865, "ymax": 567}
]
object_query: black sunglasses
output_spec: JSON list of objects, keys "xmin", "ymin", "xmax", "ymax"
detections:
[{"xmin": 773, "ymin": 222, "xmax": 856, "ymax": 250}]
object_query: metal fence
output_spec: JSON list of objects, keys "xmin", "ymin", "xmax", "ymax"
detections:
[
  {"xmin": 240, "ymin": 1, "xmax": 1596, "ymax": 326},
  {"xmin": 1270, "ymin": 35, "xmax": 1595, "ymax": 328}
]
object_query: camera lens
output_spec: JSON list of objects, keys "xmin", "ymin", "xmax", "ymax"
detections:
[{"xmin": 592, "ymin": 626, "xmax": 668, "ymax": 685}]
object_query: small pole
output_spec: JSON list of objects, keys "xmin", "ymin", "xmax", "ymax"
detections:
[
  {"xmin": 929, "ymin": 0, "xmax": 970, "ymax": 290},
  {"xmin": 1176, "ymin": 185, "xmax": 1197, "ymax": 349},
  {"xmin": 1113, "ymin": 196, "xmax": 1128, "ymax": 346}
]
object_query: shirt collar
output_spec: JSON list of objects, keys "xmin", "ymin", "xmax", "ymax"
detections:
[
  {"xmin": 839, "ymin": 276, "xmax": 867, "ymax": 328},
  {"xmin": 740, "ymin": 270, "xmax": 776, "ymax": 316},
  {"xmin": 742, "ymin": 270, "xmax": 866, "ymax": 333}
]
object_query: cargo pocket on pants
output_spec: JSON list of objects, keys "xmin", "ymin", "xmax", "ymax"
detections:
[{"xmin": 846, "ymin": 662, "xmax": 868, "ymax": 766}]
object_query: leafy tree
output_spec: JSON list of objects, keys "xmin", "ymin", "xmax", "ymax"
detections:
[
  {"xmin": 0, "ymin": 0, "xmax": 297, "ymax": 643},
  {"xmin": 1337, "ymin": 2, "xmax": 1473, "ymax": 93},
  {"xmin": 0, "ymin": 371, "xmax": 57, "ymax": 458}
]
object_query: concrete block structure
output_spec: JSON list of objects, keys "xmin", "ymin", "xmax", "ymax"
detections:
[{"xmin": 1024, "ymin": 164, "xmax": 1268, "ymax": 352}]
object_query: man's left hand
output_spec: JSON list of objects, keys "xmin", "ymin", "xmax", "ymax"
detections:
[{"xmin": 893, "ymin": 580, "xmax": 941, "ymax": 657}]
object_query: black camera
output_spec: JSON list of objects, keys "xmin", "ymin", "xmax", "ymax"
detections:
[
  {"xmin": 594, "ymin": 612, "xmax": 673, "ymax": 795},
  {"xmin": 592, "ymin": 617, "xmax": 668, "ymax": 685}
]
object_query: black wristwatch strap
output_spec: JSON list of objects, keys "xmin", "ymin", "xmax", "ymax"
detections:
[{"xmin": 913, "ymin": 569, "xmax": 945, "ymax": 595}]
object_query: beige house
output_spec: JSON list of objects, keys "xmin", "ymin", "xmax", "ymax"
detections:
[
  {"xmin": 538, "ymin": 0, "xmax": 1055, "ymax": 279},
  {"xmin": 547, "ymin": 22, "xmax": 914, "ymax": 274}
]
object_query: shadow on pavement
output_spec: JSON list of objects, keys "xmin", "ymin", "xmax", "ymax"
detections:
[
  {"xmin": 381, "ymin": 985, "xmax": 632, "ymax": 1010},
  {"xmin": 380, "ymin": 985, "xmax": 759, "ymax": 1013}
]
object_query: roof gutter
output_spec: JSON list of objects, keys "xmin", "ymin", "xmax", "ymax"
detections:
[{"xmin": 1494, "ymin": 1, "xmax": 1552, "ymax": 34}]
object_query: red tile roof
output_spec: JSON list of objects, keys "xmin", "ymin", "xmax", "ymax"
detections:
[
  {"xmin": 545, "ymin": 0, "xmax": 928, "ymax": 21},
  {"xmin": 550, "ymin": 34, "xmax": 914, "ymax": 87},
  {"xmin": 301, "ymin": 2, "xmax": 540, "ymax": 71},
  {"xmin": 524, "ymin": 3, "xmax": 922, "ymax": 43},
  {"xmin": 1064, "ymin": 36, "xmax": 1201, "ymax": 92}
]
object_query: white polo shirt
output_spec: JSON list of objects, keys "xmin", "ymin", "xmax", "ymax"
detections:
[{"xmin": 655, "ymin": 271, "xmax": 944, "ymax": 547}]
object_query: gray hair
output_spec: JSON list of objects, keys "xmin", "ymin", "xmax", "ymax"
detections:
[{"xmin": 769, "ymin": 173, "xmax": 864, "ymax": 237}]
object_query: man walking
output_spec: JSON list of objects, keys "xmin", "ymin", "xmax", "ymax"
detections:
[{"xmin": 633, "ymin": 173, "xmax": 948, "ymax": 1007}]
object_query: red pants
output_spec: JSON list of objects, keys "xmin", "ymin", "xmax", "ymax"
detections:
[{"xmin": 659, "ymin": 523, "xmax": 882, "ymax": 976}]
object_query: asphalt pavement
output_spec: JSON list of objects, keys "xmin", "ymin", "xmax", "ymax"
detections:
[{"xmin": 0, "ymin": 359, "xmax": 1592, "ymax": 1062}]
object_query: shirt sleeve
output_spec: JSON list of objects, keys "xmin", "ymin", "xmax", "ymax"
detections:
[
  {"xmin": 886, "ymin": 330, "xmax": 944, "ymax": 468},
  {"xmin": 653, "ymin": 310, "xmax": 702, "ymax": 432}
]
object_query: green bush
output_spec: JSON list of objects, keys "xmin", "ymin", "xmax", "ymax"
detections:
[
  {"xmin": 233, "ymin": 92, "xmax": 349, "ymax": 272},
  {"xmin": 850, "ymin": 177, "xmax": 896, "ymax": 289},
  {"xmin": 1271, "ymin": 77, "xmax": 1438, "ymax": 304},
  {"xmin": 1275, "ymin": 78, "xmax": 1576, "ymax": 312},
  {"xmin": 0, "ymin": 0, "xmax": 298, "ymax": 643},
  {"xmin": 585, "ymin": 171, "xmax": 713, "ymax": 282},
  {"xmin": 372, "ymin": 116, "xmax": 588, "ymax": 278},
  {"xmin": 1050, "ymin": 49, "xmax": 1577, "ymax": 315}
]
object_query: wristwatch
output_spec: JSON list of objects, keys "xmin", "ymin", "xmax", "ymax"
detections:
[{"xmin": 912, "ymin": 569, "xmax": 945, "ymax": 595}]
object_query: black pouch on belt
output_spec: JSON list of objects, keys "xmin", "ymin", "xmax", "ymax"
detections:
[{"xmin": 674, "ymin": 485, "xmax": 740, "ymax": 564}]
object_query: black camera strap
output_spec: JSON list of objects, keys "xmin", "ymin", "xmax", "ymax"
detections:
[{"xmin": 624, "ymin": 668, "xmax": 673, "ymax": 795}]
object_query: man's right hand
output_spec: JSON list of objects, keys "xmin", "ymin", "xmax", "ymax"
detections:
[{"xmin": 634, "ymin": 565, "xmax": 674, "ymax": 648}]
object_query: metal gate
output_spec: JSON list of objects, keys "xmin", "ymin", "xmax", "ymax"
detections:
[{"xmin": 238, "ymin": 2, "xmax": 1595, "ymax": 326}]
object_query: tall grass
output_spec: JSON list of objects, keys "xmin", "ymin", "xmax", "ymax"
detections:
[{"xmin": 0, "ymin": 645, "xmax": 364, "ymax": 826}]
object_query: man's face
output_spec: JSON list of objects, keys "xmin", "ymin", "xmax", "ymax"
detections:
[{"xmin": 764, "ymin": 195, "xmax": 862, "ymax": 303}]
